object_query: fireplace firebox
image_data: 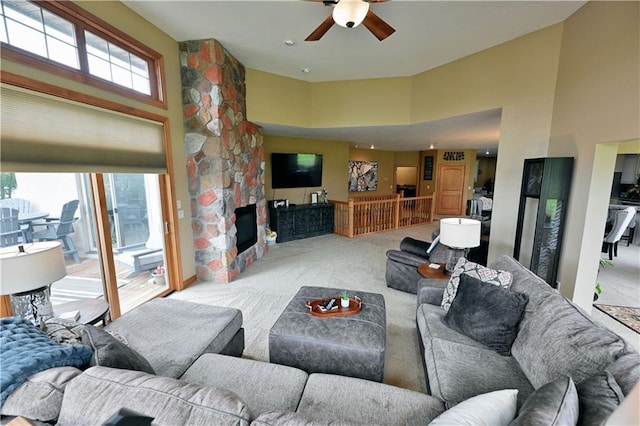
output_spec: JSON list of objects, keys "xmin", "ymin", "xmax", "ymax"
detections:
[{"xmin": 235, "ymin": 204, "xmax": 257, "ymax": 254}]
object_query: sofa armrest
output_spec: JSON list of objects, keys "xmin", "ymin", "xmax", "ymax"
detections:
[
  {"xmin": 417, "ymin": 278, "xmax": 448, "ymax": 307},
  {"xmin": 386, "ymin": 249, "xmax": 428, "ymax": 268}
]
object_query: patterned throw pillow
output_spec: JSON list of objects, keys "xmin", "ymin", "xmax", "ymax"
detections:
[
  {"xmin": 44, "ymin": 318, "xmax": 86, "ymax": 345},
  {"xmin": 441, "ymin": 257, "xmax": 513, "ymax": 312}
]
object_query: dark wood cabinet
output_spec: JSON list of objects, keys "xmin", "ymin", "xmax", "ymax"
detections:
[
  {"xmin": 269, "ymin": 203, "xmax": 334, "ymax": 243},
  {"xmin": 514, "ymin": 157, "xmax": 573, "ymax": 288}
]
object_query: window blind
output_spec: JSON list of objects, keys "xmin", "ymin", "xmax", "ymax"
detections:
[{"xmin": 0, "ymin": 84, "xmax": 166, "ymax": 173}]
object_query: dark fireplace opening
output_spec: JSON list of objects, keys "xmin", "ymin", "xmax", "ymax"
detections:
[{"xmin": 235, "ymin": 204, "xmax": 257, "ymax": 254}]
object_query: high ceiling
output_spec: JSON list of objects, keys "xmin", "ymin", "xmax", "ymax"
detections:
[{"xmin": 123, "ymin": 0, "xmax": 586, "ymax": 154}]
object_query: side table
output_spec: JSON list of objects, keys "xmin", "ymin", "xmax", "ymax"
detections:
[
  {"xmin": 54, "ymin": 299, "xmax": 110, "ymax": 325},
  {"xmin": 417, "ymin": 262, "xmax": 449, "ymax": 280}
]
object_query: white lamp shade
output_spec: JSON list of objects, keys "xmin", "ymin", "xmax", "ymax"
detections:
[
  {"xmin": 333, "ymin": 0, "xmax": 369, "ymax": 28},
  {"xmin": 0, "ymin": 242, "xmax": 67, "ymax": 295},
  {"xmin": 440, "ymin": 218, "xmax": 481, "ymax": 249}
]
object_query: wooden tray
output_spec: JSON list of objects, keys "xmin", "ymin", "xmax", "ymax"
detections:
[{"xmin": 306, "ymin": 296, "xmax": 362, "ymax": 317}]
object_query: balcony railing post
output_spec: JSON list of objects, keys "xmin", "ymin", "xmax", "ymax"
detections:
[
  {"xmin": 394, "ymin": 194, "xmax": 400, "ymax": 229},
  {"xmin": 348, "ymin": 199, "xmax": 354, "ymax": 238}
]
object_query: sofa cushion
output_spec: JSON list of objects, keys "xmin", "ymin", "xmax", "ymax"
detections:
[
  {"xmin": 428, "ymin": 389, "xmax": 518, "ymax": 426},
  {"xmin": 297, "ymin": 373, "xmax": 445, "ymax": 425},
  {"xmin": 57, "ymin": 366, "xmax": 251, "ymax": 426},
  {"xmin": 104, "ymin": 298, "xmax": 243, "ymax": 378},
  {"xmin": 82, "ymin": 325, "xmax": 154, "ymax": 374},
  {"xmin": 0, "ymin": 317, "xmax": 92, "ymax": 406},
  {"xmin": 441, "ymin": 257, "xmax": 512, "ymax": 312},
  {"xmin": 251, "ymin": 411, "xmax": 357, "ymax": 426},
  {"xmin": 444, "ymin": 273, "xmax": 528, "ymax": 356},
  {"xmin": 490, "ymin": 256, "xmax": 629, "ymax": 389},
  {"xmin": 181, "ymin": 353, "xmax": 308, "ymax": 419},
  {"xmin": 0, "ymin": 366, "xmax": 82, "ymax": 422},
  {"xmin": 511, "ymin": 376, "xmax": 579, "ymax": 426},
  {"xmin": 576, "ymin": 371, "xmax": 624, "ymax": 426},
  {"xmin": 605, "ymin": 352, "xmax": 640, "ymax": 396}
]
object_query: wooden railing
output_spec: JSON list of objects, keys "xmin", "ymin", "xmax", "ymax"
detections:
[{"xmin": 331, "ymin": 194, "xmax": 435, "ymax": 238}]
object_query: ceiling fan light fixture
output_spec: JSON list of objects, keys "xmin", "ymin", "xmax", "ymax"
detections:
[{"xmin": 333, "ymin": 0, "xmax": 369, "ymax": 28}]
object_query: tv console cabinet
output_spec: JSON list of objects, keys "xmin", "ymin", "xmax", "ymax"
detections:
[{"xmin": 269, "ymin": 203, "xmax": 334, "ymax": 243}]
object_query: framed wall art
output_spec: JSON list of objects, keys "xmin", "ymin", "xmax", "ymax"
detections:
[{"xmin": 348, "ymin": 161, "xmax": 378, "ymax": 192}]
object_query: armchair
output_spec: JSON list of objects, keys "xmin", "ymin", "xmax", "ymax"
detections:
[
  {"xmin": 32, "ymin": 200, "xmax": 80, "ymax": 263},
  {"xmin": 385, "ymin": 232, "xmax": 451, "ymax": 294}
]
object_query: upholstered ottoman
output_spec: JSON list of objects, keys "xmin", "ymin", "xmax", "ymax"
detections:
[
  {"xmin": 104, "ymin": 298, "xmax": 244, "ymax": 378},
  {"xmin": 269, "ymin": 286, "xmax": 386, "ymax": 382}
]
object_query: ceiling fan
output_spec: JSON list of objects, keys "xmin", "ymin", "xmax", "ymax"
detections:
[{"xmin": 305, "ymin": 0, "xmax": 395, "ymax": 42}]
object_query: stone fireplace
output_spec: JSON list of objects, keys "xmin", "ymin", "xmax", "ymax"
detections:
[{"xmin": 180, "ymin": 39, "xmax": 267, "ymax": 282}]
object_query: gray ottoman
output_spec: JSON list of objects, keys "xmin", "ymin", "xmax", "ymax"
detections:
[
  {"xmin": 104, "ymin": 298, "xmax": 244, "ymax": 378},
  {"xmin": 269, "ymin": 286, "xmax": 386, "ymax": 382}
]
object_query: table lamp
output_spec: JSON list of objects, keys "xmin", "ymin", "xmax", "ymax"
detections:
[
  {"xmin": 440, "ymin": 218, "xmax": 481, "ymax": 273},
  {"xmin": 0, "ymin": 241, "xmax": 66, "ymax": 327}
]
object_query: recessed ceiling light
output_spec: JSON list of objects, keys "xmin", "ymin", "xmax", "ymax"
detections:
[
  {"xmin": 284, "ymin": 39, "xmax": 296, "ymax": 47},
  {"xmin": 429, "ymin": 143, "xmax": 434, "ymax": 149},
  {"xmin": 485, "ymin": 149, "xmax": 490, "ymax": 155},
  {"xmin": 370, "ymin": 144, "xmax": 375, "ymax": 149},
  {"xmin": 301, "ymin": 68, "xmax": 310, "ymax": 74}
]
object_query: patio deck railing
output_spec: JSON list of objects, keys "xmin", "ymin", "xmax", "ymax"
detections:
[{"xmin": 331, "ymin": 193, "xmax": 435, "ymax": 238}]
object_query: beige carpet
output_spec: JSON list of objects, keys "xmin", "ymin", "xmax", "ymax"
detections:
[{"xmin": 170, "ymin": 222, "xmax": 439, "ymax": 393}]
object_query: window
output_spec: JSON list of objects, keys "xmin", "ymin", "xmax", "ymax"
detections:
[{"xmin": 1, "ymin": 0, "xmax": 164, "ymax": 106}]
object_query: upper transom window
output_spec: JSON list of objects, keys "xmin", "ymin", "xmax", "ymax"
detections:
[{"xmin": 1, "ymin": 0, "xmax": 163, "ymax": 106}]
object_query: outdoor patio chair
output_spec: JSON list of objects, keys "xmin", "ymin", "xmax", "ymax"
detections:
[
  {"xmin": 117, "ymin": 231, "xmax": 164, "ymax": 278},
  {"xmin": 32, "ymin": 199, "xmax": 81, "ymax": 263},
  {"xmin": 0, "ymin": 207, "xmax": 23, "ymax": 247}
]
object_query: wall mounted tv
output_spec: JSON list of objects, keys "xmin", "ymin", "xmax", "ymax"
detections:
[{"xmin": 271, "ymin": 153, "xmax": 323, "ymax": 189}]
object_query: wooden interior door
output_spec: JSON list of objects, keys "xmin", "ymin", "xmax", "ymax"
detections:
[{"xmin": 436, "ymin": 164, "xmax": 466, "ymax": 215}]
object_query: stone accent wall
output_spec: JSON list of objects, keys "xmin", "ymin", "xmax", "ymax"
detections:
[{"xmin": 179, "ymin": 39, "xmax": 267, "ymax": 282}]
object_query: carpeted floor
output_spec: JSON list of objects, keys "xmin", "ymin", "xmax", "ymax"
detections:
[
  {"xmin": 594, "ymin": 304, "xmax": 640, "ymax": 334},
  {"xmin": 170, "ymin": 223, "xmax": 439, "ymax": 393}
]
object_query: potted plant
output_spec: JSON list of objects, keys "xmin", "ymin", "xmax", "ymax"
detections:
[
  {"xmin": 594, "ymin": 258, "xmax": 613, "ymax": 302},
  {"xmin": 340, "ymin": 291, "xmax": 350, "ymax": 308},
  {"xmin": 152, "ymin": 265, "xmax": 166, "ymax": 286}
]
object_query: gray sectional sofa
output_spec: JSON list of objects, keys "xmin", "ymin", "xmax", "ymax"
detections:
[
  {"xmin": 4, "ymin": 255, "xmax": 639, "ymax": 425},
  {"xmin": 416, "ymin": 255, "xmax": 640, "ymax": 417},
  {"xmin": 2, "ymin": 298, "xmax": 445, "ymax": 425}
]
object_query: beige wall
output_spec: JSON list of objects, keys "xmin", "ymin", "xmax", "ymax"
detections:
[
  {"xmin": 247, "ymin": 24, "xmax": 564, "ymax": 264},
  {"xmin": 263, "ymin": 135, "xmax": 350, "ymax": 203},
  {"xmin": 548, "ymin": 1, "xmax": 640, "ymax": 309},
  {"xmin": 0, "ymin": 1, "xmax": 195, "ymax": 281}
]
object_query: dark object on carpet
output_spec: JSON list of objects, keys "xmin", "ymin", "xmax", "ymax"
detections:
[{"xmin": 594, "ymin": 304, "xmax": 640, "ymax": 334}]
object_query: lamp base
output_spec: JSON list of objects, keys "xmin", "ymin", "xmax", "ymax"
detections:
[
  {"xmin": 10, "ymin": 285, "xmax": 53, "ymax": 328},
  {"xmin": 445, "ymin": 248, "xmax": 467, "ymax": 274}
]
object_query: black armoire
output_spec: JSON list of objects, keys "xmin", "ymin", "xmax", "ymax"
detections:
[{"xmin": 514, "ymin": 157, "xmax": 574, "ymax": 288}]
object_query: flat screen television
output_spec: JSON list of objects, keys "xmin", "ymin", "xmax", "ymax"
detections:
[{"xmin": 271, "ymin": 153, "xmax": 323, "ymax": 189}]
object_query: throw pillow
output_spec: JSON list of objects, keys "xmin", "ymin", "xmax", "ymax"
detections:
[
  {"xmin": 441, "ymin": 257, "xmax": 513, "ymax": 312},
  {"xmin": 575, "ymin": 371, "xmax": 624, "ymax": 426},
  {"xmin": 44, "ymin": 317, "xmax": 86, "ymax": 345},
  {"xmin": 511, "ymin": 376, "xmax": 579, "ymax": 426},
  {"xmin": 81, "ymin": 325, "xmax": 154, "ymax": 374},
  {"xmin": 0, "ymin": 317, "xmax": 92, "ymax": 406},
  {"xmin": 444, "ymin": 273, "xmax": 528, "ymax": 356},
  {"xmin": 428, "ymin": 389, "xmax": 518, "ymax": 425}
]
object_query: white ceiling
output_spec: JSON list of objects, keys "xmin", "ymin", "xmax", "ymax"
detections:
[{"xmin": 123, "ymin": 0, "xmax": 586, "ymax": 154}]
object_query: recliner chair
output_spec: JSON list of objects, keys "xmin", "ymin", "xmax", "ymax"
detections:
[
  {"xmin": 385, "ymin": 232, "xmax": 452, "ymax": 294},
  {"xmin": 385, "ymin": 230, "xmax": 489, "ymax": 294}
]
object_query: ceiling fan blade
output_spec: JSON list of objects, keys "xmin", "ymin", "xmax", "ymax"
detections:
[
  {"xmin": 305, "ymin": 15, "xmax": 335, "ymax": 41},
  {"xmin": 362, "ymin": 9, "xmax": 395, "ymax": 41}
]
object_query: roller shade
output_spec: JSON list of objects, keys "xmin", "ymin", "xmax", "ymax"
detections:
[{"xmin": 0, "ymin": 84, "xmax": 166, "ymax": 173}]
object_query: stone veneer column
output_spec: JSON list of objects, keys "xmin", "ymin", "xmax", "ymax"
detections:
[{"xmin": 179, "ymin": 39, "xmax": 267, "ymax": 282}]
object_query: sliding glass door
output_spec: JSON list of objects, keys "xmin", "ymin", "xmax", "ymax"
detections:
[{"xmin": 9, "ymin": 172, "xmax": 172, "ymax": 318}]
